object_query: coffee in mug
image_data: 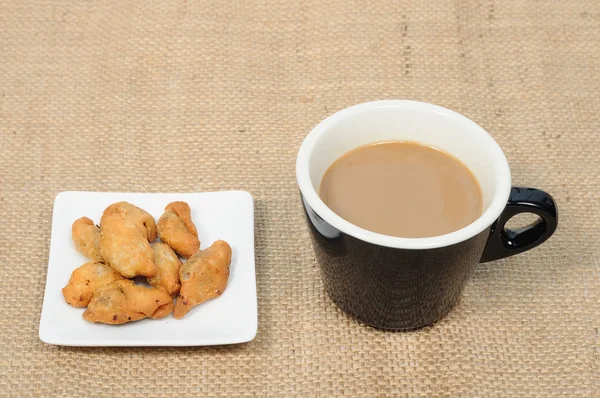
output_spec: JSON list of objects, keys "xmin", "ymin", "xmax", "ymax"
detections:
[
  {"xmin": 319, "ymin": 141, "xmax": 483, "ymax": 238},
  {"xmin": 296, "ymin": 100, "xmax": 558, "ymax": 330}
]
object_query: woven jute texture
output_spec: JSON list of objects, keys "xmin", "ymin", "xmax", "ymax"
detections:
[{"xmin": 1, "ymin": 0, "xmax": 599, "ymax": 396}]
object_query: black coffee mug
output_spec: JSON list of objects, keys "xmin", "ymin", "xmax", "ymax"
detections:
[{"xmin": 296, "ymin": 101, "xmax": 558, "ymax": 330}]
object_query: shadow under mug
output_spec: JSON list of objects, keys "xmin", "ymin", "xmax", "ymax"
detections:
[{"xmin": 296, "ymin": 100, "xmax": 558, "ymax": 330}]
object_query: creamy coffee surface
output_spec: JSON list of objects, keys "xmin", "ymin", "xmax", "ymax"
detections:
[{"xmin": 319, "ymin": 141, "xmax": 483, "ymax": 238}]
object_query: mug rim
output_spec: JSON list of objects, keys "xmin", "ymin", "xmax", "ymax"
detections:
[{"xmin": 296, "ymin": 100, "xmax": 512, "ymax": 250}]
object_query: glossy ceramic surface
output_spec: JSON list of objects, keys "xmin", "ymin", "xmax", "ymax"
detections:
[{"xmin": 303, "ymin": 196, "xmax": 490, "ymax": 330}]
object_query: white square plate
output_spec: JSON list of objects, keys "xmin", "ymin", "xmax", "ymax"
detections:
[{"xmin": 39, "ymin": 191, "xmax": 257, "ymax": 347}]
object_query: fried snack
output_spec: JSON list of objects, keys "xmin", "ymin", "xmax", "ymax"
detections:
[
  {"xmin": 101, "ymin": 201, "xmax": 157, "ymax": 242},
  {"xmin": 83, "ymin": 280, "xmax": 174, "ymax": 324},
  {"xmin": 174, "ymin": 240, "xmax": 232, "ymax": 319},
  {"xmin": 148, "ymin": 242, "xmax": 182, "ymax": 297},
  {"xmin": 99, "ymin": 213, "xmax": 157, "ymax": 278},
  {"xmin": 72, "ymin": 217, "xmax": 103, "ymax": 261},
  {"xmin": 62, "ymin": 261, "xmax": 124, "ymax": 307},
  {"xmin": 157, "ymin": 201, "xmax": 200, "ymax": 258}
]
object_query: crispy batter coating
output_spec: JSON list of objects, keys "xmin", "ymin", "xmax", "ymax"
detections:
[
  {"xmin": 83, "ymin": 280, "xmax": 173, "ymax": 324},
  {"xmin": 157, "ymin": 201, "xmax": 200, "ymax": 258},
  {"xmin": 174, "ymin": 240, "xmax": 231, "ymax": 319},
  {"xmin": 102, "ymin": 201, "xmax": 157, "ymax": 242},
  {"xmin": 72, "ymin": 217, "xmax": 103, "ymax": 261},
  {"xmin": 148, "ymin": 242, "xmax": 182, "ymax": 297},
  {"xmin": 99, "ymin": 213, "xmax": 157, "ymax": 278},
  {"xmin": 62, "ymin": 261, "xmax": 124, "ymax": 307}
]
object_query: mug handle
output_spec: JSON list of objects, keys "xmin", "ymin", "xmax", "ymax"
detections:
[{"xmin": 480, "ymin": 187, "xmax": 558, "ymax": 263}]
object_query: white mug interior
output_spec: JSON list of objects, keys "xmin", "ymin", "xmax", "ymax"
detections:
[{"xmin": 296, "ymin": 100, "xmax": 512, "ymax": 249}]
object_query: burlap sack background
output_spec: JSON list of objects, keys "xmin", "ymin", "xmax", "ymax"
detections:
[{"xmin": 1, "ymin": 0, "xmax": 598, "ymax": 396}]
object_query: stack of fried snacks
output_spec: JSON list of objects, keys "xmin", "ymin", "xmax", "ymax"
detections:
[{"xmin": 62, "ymin": 201, "xmax": 231, "ymax": 324}]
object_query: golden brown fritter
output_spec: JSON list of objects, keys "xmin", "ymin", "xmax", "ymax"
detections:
[
  {"xmin": 148, "ymin": 242, "xmax": 182, "ymax": 297},
  {"xmin": 99, "ymin": 213, "xmax": 157, "ymax": 278},
  {"xmin": 83, "ymin": 280, "xmax": 174, "ymax": 324},
  {"xmin": 157, "ymin": 201, "xmax": 200, "ymax": 258},
  {"xmin": 174, "ymin": 240, "xmax": 232, "ymax": 319},
  {"xmin": 62, "ymin": 261, "xmax": 124, "ymax": 308},
  {"xmin": 72, "ymin": 217, "xmax": 103, "ymax": 261},
  {"xmin": 102, "ymin": 201, "xmax": 157, "ymax": 242}
]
